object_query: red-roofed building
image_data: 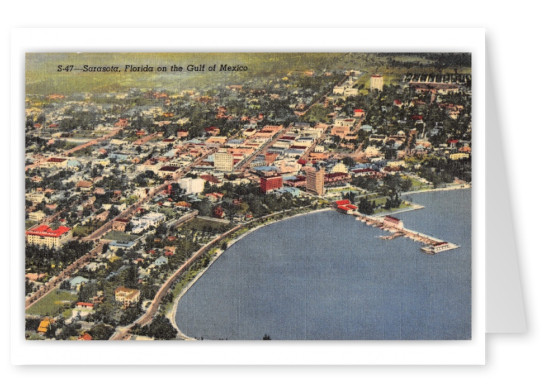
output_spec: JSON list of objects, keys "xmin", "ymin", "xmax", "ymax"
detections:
[
  {"xmin": 26, "ymin": 224, "xmax": 72, "ymax": 248},
  {"xmin": 76, "ymin": 302, "xmax": 94, "ymax": 309},
  {"xmin": 158, "ymin": 165, "xmax": 181, "ymax": 179},
  {"xmin": 334, "ymin": 199, "xmax": 350, "ymax": 206},
  {"xmin": 78, "ymin": 333, "xmax": 93, "ymax": 341},
  {"xmin": 324, "ymin": 172, "xmax": 350, "ymax": 185},
  {"xmin": 335, "ymin": 200, "xmax": 358, "ymax": 214},
  {"xmin": 205, "ymin": 192, "xmax": 224, "ymax": 202},
  {"xmin": 383, "ymin": 216, "xmax": 403, "ymax": 229},
  {"xmin": 213, "ymin": 205, "xmax": 225, "ymax": 219},
  {"xmin": 200, "ymin": 174, "xmax": 221, "ymax": 184},
  {"xmin": 448, "ymin": 139, "xmax": 459, "ymax": 148},
  {"xmin": 44, "ymin": 157, "xmax": 68, "ymax": 168}
]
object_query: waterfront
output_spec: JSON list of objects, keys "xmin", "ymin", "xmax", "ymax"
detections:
[{"xmin": 175, "ymin": 188, "xmax": 471, "ymax": 340}]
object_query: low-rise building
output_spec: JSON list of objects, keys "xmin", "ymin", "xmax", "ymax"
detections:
[
  {"xmin": 112, "ymin": 218, "xmax": 129, "ymax": 232},
  {"xmin": 383, "ymin": 216, "xmax": 404, "ymax": 230},
  {"xmin": 114, "ymin": 286, "xmax": 140, "ymax": 308},
  {"xmin": 37, "ymin": 317, "xmax": 54, "ymax": 334},
  {"xmin": 28, "ymin": 210, "xmax": 46, "ymax": 222}
]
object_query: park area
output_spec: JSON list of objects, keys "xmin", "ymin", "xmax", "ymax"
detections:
[{"xmin": 25, "ymin": 289, "xmax": 77, "ymax": 318}]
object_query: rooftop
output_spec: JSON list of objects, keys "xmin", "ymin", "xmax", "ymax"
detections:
[{"xmin": 26, "ymin": 224, "xmax": 71, "ymax": 238}]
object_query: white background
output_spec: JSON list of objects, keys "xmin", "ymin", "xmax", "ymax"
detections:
[{"xmin": 0, "ymin": 0, "xmax": 547, "ymax": 389}]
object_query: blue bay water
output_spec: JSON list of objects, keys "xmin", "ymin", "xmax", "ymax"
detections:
[{"xmin": 175, "ymin": 188, "xmax": 471, "ymax": 340}]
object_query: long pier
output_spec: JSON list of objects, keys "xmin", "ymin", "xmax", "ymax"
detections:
[{"xmin": 351, "ymin": 212, "xmax": 459, "ymax": 254}]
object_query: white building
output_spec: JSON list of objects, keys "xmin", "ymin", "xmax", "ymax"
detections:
[
  {"xmin": 331, "ymin": 162, "xmax": 348, "ymax": 173},
  {"xmin": 334, "ymin": 118, "xmax": 356, "ymax": 127},
  {"xmin": 370, "ymin": 74, "xmax": 384, "ymax": 92},
  {"xmin": 344, "ymin": 88, "xmax": 359, "ymax": 97},
  {"xmin": 179, "ymin": 177, "xmax": 205, "ymax": 194},
  {"xmin": 28, "ymin": 210, "xmax": 46, "ymax": 222},
  {"xmin": 131, "ymin": 212, "xmax": 166, "ymax": 234},
  {"xmin": 214, "ymin": 151, "xmax": 234, "ymax": 172},
  {"xmin": 333, "ymin": 85, "xmax": 345, "ymax": 95}
]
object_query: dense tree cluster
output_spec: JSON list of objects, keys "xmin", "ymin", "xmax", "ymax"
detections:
[
  {"xmin": 131, "ymin": 316, "xmax": 177, "ymax": 340},
  {"xmin": 25, "ymin": 240, "xmax": 94, "ymax": 275}
]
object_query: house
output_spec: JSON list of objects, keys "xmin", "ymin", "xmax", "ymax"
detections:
[
  {"xmin": 44, "ymin": 157, "xmax": 67, "ymax": 168},
  {"xmin": 76, "ymin": 180, "xmax": 93, "ymax": 191},
  {"xmin": 69, "ymin": 276, "xmax": 89, "ymax": 291},
  {"xmin": 95, "ymin": 210, "xmax": 110, "ymax": 222},
  {"xmin": 78, "ymin": 333, "xmax": 93, "ymax": 341},
  {"xmin": 331, "ymin": 126, "xmax": 353, "ymax": 138},
  {"xmin": 112, "ymin": 218, "xmax": 129, "ymax": 232},
  {"xmin": 114, "ymin": 286, "xmax": 140, "ymax": 308},
  {"xmin": 28, "ymin": 210, "xmax": 46, "ymax": 222},
  {"xmin": 213, "ymin": 205, "xmax": 225, "ymax": 218},
  {"xmin": 158, "ymin": 165, "xmax": 181, "ymax": 179},
  {"xmin": 154, "ymin": 256, "xmax": 168, "ymax": 267},
  {"xmin": 76, "ymin": 302, "xmax": 94, "ymax": 310},
  {"xmin": 109, "ymin": 240, "xmax": 136, "ymax": 252},
  {"xmin": 25, "ymin": 272, "xmax": 46, "ymax": 281},
  {"xmin": 37, "ymin": 317, "xmax": 54, "ymax": 334},
  {"xmin": 67, "ymin": 159, "xmax": 83, "ymax": 170},
  {"xmin": 205, "ymin": 192, "xmax": 224, "ymax": 202}
]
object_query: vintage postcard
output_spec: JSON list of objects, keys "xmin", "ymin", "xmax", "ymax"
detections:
[{"xmin": 23, "ymin": 52, "xmax": 473, "ymax": 342}]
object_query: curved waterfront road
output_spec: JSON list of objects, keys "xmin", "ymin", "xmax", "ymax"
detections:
[
  {"xmin": 109, "ymin": 224, "xmax": 243, "ymax": 340},
  {"xmin": 109, "ymin": 206, "xmax": 319, "ymax": 340}
]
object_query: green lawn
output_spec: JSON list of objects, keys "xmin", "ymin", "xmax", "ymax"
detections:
[
  {"xmin": 26, "ymin": 289, "xmax": 78, "ymax": 317},
  {"xmin": 369, "ymin": 201, "xmax": 414, "ymax": 216},
  {"xmin": 182, "ymin": 218, "xmax": 229, "ymax": 232},
  {"xmin": 367, "ymin": 196, "xmax": 388, "ymax": 206},
  {"xmin": 403, "ymin": 175, "xmax": 430, "ymax": 191},
  {"xmin": 325, "ymin": 186, "xmax": 356, "ymax": 194},
  {"xmin": 103, "ymin": 231, "xmax": 139, "ymax": 242}
]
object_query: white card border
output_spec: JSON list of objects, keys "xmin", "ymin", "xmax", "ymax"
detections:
[{"xmin": 10, "ymin": 27, "xmax": 485, "ymax": 365}]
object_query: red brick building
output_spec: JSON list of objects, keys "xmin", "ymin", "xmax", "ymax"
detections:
[{"xmin": 260, "ymin": 175, "xmax": 283, "ymax": 193}]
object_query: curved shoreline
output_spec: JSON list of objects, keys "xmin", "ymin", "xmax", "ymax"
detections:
[
  {"xmin": 168, "ymin": 186, "xmax": 472, "ymax": 338},
  {"xmin": 402, "ymin": 183, "xmax": 471, "ymax": 196},
  {"xmin": 168, "ymin": 207, "xmax": 332, "ymax": 338}
]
